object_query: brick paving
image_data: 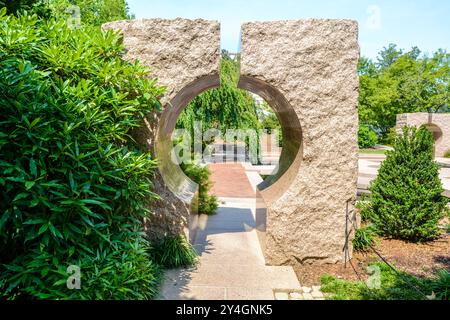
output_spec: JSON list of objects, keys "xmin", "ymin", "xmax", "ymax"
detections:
[{"xmin": 208, "ymin": 163, "xmax": 256, "ymax": 198}]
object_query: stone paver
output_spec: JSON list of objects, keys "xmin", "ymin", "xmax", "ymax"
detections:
[
  {"xmin": 290, "ymin": 292, "xmax": 303, "ymax": 300},
  {"xmin": 274, "ymin": 292, "xmax": 289, "ymax": 300},
  {"xmin": 273, "ymin": 286, "xmax": 326, "ymax": 301},
  {"xmin": 301, "ymin": 286, "xmax": 311, "ymax": 293},
  {"xmin": 311, "ymin": 291, "xmax": 324, "ymax": 299}
]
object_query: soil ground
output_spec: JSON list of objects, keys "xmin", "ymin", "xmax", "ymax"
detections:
[{"xmin": 294, "ymin": 234, "xmax": 450, "ymax": 286}]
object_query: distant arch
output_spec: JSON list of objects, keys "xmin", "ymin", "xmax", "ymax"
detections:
[{"xmin": 421, "ymin": 123, "xmax": 443, "ymax": 156}]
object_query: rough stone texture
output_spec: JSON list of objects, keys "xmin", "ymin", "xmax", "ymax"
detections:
[
  {"xmin": 103, "ymin": 19, "xmax": 220, "ymax": 106},
  {"xmin": 397, "ymin": 113, "xmax": 450, "ymax": 157},
  {"xmin": 103, "ymin": 19, "xmax": 220, "ymax": 239},
  {"xmin": 240, "ymin": 20, "xmax": 360, "ymax": 266}
]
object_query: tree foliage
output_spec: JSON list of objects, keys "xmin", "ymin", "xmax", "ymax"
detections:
[
  {"xmin": 359, "ymin": 45, "xmax": 450, "ymax": 140},
  {"xmin": 358, "ymin": 125, "xmax": 378, "ymax": 148},
  {"xmin": 366, "ymin": 126, "xmax": 448, "ymax": 241},
  {"xmin": 0, "ymin": 10, "xmax": 163, "ymax": 299},
  {"xmin": 0, "ymin": 0, "xmax": 132, "ymax": 25},
  {"xmin": 177, "ymin": 53, "xmax": 260, "ymax": 136}
]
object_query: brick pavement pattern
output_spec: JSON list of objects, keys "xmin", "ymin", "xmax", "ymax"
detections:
[{"xmin": 208, "ymin": 163, "xmax": 256, "ymax": 198}]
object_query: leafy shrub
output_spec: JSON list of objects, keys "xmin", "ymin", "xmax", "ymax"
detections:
[
  {"xmin": 182, "ymin": 161, "xmax": 218, "ymax": 215},
  {"xmin": 355, "ymin": 194, "xmax": 373, "ymax": 222},
  {"xmin": 353, "ymin": 226, "xmax": 376, "ymax": 252},
  {"xmin": 444, "ymin": 149, "xmax": 450, "ymax": 158},
  {"xmin": 0, "ymin": 11, "xmax": 164, "ymax": 299},
  {"xmin": 358, "ymin": 125, "xmax": 378, "ymax": 149},
  {"xmin": 2, "ymin": 238, "xmax": 162, "ymax": 299},
  {"xmin": 150, "ymin": 235, "xmax": 197, "ymax": 269},
  {"xmin": 1, "ymin": 0, "xmax": 133, "ymax": 25},
  {"xmin": 368, "ymin": 126, "xmax": 448, "ymax": 241},
  {"xmin": 383, "ymin": 126, "xmax": 398, "ymax": 146}
]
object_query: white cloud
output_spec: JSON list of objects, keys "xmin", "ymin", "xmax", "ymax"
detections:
[{"xmin": 366, "ymin": 5, "xmax": 382, "ymax": 31}]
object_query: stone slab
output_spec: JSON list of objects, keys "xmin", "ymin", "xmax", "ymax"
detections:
[{"xmin": 239, "ymin": 19, "xmax": 360, "ymax": 265}]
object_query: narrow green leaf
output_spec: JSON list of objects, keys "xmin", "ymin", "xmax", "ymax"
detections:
[
  {"xmin": 23, "ymin": 219, "xmax": 46, "ymax": 225},
  {"xmin": 30, "ymin": 158, "xmax": 37, "ymax": 177},
  {"xmin": 0, "ymin": 210, "xmax": 11, "ymax": 231},
  {"xmin": 38, "ymin": 223, "xmax": 49, "ymax": 235},
  {"xmin": 13, "ymin": 192, "xmax": 29, "ymax": 202},
  {"xmin": 25, "ymin": 181, "xmax": 35, "ymax": 190}
]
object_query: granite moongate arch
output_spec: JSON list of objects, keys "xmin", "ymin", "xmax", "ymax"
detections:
[{"xmin": 103, "ymin": 18, "xmax": 360, "ymax": 266}]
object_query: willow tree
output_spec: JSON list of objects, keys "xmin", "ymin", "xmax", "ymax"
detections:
[{"xmin": 176, "ymin": 53, "xmax": 263, "ymax": 161}]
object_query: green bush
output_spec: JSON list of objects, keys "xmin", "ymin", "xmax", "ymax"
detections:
[
  {"xmin": 0, "ymin": 11, "xmax": 164, "ymax": 299},
  {"xmin": 358, "ymin": 125, "xmax": 378, "ymax": 149},
  {"xmin": 1, "ymin": 0, "xmax": 133, "ymax": 25},
  {"xmin": 355, "ymin": 195, "xmax": 373, "ymax": 222},
  {"xmin": 150, "ymin": 235, "xmax": 197, "ymax": 269},
  {"xmin": 353, "ymin": 226, "xmax": 376, "ymax": 252},
  {"xmin": 182, "ymin": 161, "xmax": 218, "ymax": 215},
  {"xmin": 368, "ymin": 126, "xmax": 448, "ymax": 241}
]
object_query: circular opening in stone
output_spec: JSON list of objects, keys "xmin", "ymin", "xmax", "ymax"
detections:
[{"xmin": 156, "ymin": 75, "xmax": 302, "ymax": 207}]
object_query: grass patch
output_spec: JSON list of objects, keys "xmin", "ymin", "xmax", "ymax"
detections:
[
  {"xmin": 353, "ymin": 226, "xmax": 377, "ymax": 252},
  {"xmin": 150, "ymin": 235, "xmax": 198, "ymax": 269},
  {"xmin": 321, "ymin": 262, "xmax": 450, "ymax": 300}
]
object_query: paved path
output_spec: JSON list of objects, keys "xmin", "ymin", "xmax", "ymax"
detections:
[
  {"xmin": 158, "ymin": 164, "xmax": 301, "ymax": 300},
  {"xmin": 208, "ymin": 163, "xmax": 256, "ymax": 198}
]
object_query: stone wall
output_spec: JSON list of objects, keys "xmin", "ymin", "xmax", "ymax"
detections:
[{"xmin": 397, "ymin": 113, "xmax": 450, "ymax": 157}]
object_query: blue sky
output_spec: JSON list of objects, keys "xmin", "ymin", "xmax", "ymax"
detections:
[{"xmin": 127, "ymin": 0, "xmax": 450, "ymax": 59}]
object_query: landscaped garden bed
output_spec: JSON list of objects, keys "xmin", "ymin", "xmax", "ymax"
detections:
[{"xmin": 294, "ymin": 234, "xmax": 449, "ymax": 287}]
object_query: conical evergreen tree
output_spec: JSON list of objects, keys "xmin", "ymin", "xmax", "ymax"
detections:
[{"xmin": 369, "ymin": 126, "xmax": 448, "ymax": 241}]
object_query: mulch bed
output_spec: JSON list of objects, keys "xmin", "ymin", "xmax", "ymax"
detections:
[{"xmin": 294, "ymin": 234, "xmax": 450, "ymax": 286}]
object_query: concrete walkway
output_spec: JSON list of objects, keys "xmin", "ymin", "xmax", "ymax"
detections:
[{"xmin": 158, "ymin": 164, "xmax": 301, "ymax": 300}]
